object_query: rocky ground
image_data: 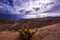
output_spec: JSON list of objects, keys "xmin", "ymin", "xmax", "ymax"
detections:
[{"xmin": 0, "ymin": 17, "xmax": 60, "ymax": 40}]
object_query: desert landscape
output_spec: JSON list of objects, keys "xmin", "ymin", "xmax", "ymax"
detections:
[
  {"xmin": 0, "ymin": 17, "xmax": 60, "ymax": 40},
  {"xmin": 0, "ymin": 0, "xmax": 60, "ymax": 40}
]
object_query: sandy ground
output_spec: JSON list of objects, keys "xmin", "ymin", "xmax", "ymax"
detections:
[
  {"xmin": 0, "ymin": 17, "xmax": 60, "ymax": 40},
  {"xmin": 0, "ymin": 23, "xmax": 60, "ymax": 40},
  {"xmin": 0, "ymin": 31, "xmax": 19, "ymax": 40}
]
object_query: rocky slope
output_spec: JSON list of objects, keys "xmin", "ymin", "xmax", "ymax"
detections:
[{"xmin": 31, "ymin": 23, "xmax": 60, "ymax": 40}]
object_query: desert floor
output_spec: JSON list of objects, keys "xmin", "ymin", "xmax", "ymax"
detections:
[{"xmin": 0, "ymin": 17, "xmax": 60, "ymax": 40}]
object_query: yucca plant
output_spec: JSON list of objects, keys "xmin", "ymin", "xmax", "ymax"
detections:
[{"xmin": 18, "ymin": 23, "xmax": 37, "ymax": 40}]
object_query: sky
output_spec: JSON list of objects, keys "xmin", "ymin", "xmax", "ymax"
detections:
[{"xmin": 0, "ymin": 0, "xmax": 60, "ymax": 19}]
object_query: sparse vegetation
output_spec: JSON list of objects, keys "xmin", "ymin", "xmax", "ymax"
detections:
[{"xmin": 18, "ymin": 23, "xmax": 37, "ymax": 40}]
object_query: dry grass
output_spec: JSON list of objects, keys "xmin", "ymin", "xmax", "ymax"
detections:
[{"xmin": 0, "ymin": 17, "xmax": 60, "ymax": 31}]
